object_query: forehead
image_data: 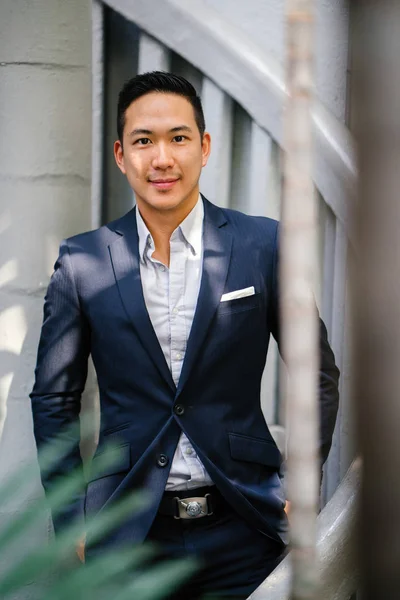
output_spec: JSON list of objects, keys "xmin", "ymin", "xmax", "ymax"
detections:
[{"xmin": 124, "ymin": 92, "xmax": 196, "ymax": 130}]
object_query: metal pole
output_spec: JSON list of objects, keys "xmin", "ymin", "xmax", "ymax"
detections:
[
  {"xmin": 352, "ymin": 2, "xmax": 400, "ymax": 598},
  {"xmin": 281, "ymin": 1, "xmax": 319, "ymax": 599}
]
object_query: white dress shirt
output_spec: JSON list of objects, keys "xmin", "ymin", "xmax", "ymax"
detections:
[{"xmin": 136, "ymin": 197, "xmax": 214, "ymax": 491}]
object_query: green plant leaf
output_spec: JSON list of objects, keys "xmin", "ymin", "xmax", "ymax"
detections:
[
  {"xmin": 40, "ymin": 546, "xmax": 154, "ymax": 600},
  {"xmin": 0, "ymin": 420, "xmax": 197, "ymax": 600},
  {"xmin": 0, "ymin": 443, "xmax": 128, "ymax": 549},
  {"xmin": 111, "ymin": 557, "xmax": 198, "ymax": 600},
  {"xmin": 0, "ymin": 486, "xmax": 147, "ymax": 596}
]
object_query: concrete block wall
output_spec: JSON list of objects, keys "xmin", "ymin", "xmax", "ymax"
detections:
[{"xmin": 0, "ymin": 1, "xmax": 92, "ymax": 597}]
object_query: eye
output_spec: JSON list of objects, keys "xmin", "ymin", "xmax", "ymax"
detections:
[
  {"xmin": 135, "ymin": 138, "xmax": 152, "ymax": 145},
  {"xmin": 173, "ymin": 135, "xmax": 186, "ymax": 143}
]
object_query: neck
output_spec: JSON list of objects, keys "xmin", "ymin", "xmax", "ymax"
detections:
[{"xmin": 137, "ymin": 188, "xmax": 199, "ymax": 266}]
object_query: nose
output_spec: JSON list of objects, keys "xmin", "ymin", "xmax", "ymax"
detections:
[{"xmin": 151, "ymin": 143, "xmax": 175, "ymax": 170}]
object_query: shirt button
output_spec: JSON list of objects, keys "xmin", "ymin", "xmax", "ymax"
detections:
[
  {"xmin": 159, "ymin": 265, "xmax": 166, "ymax": 272},
  {"xmin": 176, "ymin": 353, "xmax": 182, "ymax": 360},
  {"xmin": 174, "ymin": 404, "xmax": 185, "ymax": 416},
  {"xmin": 157, "ymin": 454, "xmax": 169, "ymax": 467},
  {"xmin": 186, "ymin": 447, "xmax": 193, "ymax": 455},
  {"xmin": 173, "ymin": 307, "xmax": 179, "ymax": 314}
]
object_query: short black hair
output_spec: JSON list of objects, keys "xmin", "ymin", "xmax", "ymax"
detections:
[{"xmin": 117, "ymin": 71, "xmax": 206, "ymax": 143}]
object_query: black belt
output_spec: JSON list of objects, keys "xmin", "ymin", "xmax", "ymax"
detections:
[{"xmin": 158, "ymin": 485, "xmax": 224, "ymax": 520}]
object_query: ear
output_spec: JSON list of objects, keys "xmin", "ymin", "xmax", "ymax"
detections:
[
  {"xmin": 114, "ymin": 140, "xmax": 126, "ymax": 174},
  {"xmin": 201, "ymin": 132, "xmax": 211, "ymax": 168}
]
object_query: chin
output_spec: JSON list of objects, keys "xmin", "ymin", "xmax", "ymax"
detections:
[{"xmin": 147, "ymin": 193, "xmax": 188, "ymax": 212}]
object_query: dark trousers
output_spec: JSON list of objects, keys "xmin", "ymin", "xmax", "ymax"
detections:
[{"xmin": 146, "ymin": 495, "xmax": 286, "ymax": 599}]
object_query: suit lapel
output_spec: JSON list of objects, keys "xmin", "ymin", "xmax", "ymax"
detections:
[
  {"xmin": 177, "ymin": 199, "xmax": 232, "ymax": 396},
  {"xmin": 108, "ymin": 209, "xmax": 176, "ymax": 393}
]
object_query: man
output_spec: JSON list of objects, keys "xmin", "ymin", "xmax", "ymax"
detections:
[{"xmin": 31, "ymin": 71, "xmax": 339, "ymax": 599}]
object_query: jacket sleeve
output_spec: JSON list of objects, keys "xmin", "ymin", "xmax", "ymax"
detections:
[
  {"xmin": 268, "ymin": 223, "xmax": 340, "ymax": 467},
  {"xmin": 30, "ymin": 240, "xmax": 90, "ymax": 534}
]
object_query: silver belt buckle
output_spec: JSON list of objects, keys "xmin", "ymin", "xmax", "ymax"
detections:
[{"xmin": 174, "ymin": 494, "xmax": 213, "ymax": 519}]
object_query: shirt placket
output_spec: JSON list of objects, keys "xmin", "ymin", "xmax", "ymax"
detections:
[
  {"xmin": 169, "ymin": 231, "xmax": 186, "ymax": 386},
  {"xmin": 143, "ymin": 223, "xmax": 212, "ymax": 490},
  {"xmin": 169, "ymin": 232, "xmax": 206, "ymax": 488}
]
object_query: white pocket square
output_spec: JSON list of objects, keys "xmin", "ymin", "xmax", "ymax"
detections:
[{"xmin": 220, "ymin": 286, "xmax": 255, "ymax": 302}]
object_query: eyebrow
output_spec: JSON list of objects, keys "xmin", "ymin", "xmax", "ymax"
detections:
[
  {"xmin": 128, "ymin": 125, "xmax": 193, "ymax": 137},
  {"xmin": 169, "ymin": 125, "xmax": 193, "ymax": 134},
  {"xmin": 128, "ymin": 128, "xmax": 152, "ymax": 137}
]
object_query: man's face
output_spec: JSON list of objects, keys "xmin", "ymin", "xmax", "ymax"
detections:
[{"xmin": 114, "ymin": 92, "xmax": 211, "ymax": 216}]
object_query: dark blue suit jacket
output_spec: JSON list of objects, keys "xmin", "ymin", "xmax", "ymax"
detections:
[{"xmin": 31, "ymin": 197, "xmax": 339, "ymax": 550}]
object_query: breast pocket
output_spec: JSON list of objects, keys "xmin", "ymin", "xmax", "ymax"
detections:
[{"xmin": 218, "ymin": 292, "xmax": 261, "ymax": 316}]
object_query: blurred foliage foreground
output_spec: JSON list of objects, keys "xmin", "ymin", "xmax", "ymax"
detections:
[{"xmin": 0, "ymin": 420, "xmax": 197, "ymax": 600}]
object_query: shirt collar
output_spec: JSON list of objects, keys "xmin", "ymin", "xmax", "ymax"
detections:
[
  {"xmin": 178, "ymin": 195, "xmax": 204, "ymax": 256},
  {"xmin": 136, "ymin": 204, "xmax": 152, "ymax": 263},
  {"xmin": 136, "ymin": 195, "xmax": 204, "ymax": 262}
]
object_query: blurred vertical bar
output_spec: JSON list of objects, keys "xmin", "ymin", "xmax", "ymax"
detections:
[
  {"xmin": 282, "ymin": 1, "xmax": 319, "ymax": 599},
  {"xmin": 352, "ymin": 2, "xmax": 400, "ymax": 599}
]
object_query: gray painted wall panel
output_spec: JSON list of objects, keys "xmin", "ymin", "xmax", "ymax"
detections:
[
  {"xmin": 230, "ymin": 103, "xmax": 252, "ymax": 212},
  {"xmin": 321, "ymin": 203, "xmax": 336, "ymax": 335},
  {"xmin": 202, "ymin": 0, "xmax": 350, "ymax": 122},
  {"xmin": 324, "ymin": 220, "xmax": 348, "ymax": 501},
  {"xmin": 338, "ymin": 281, "xmax": 355, "ymax": 480},
  {"xmin": 138, "ymin": 33, "xmax": 171, "ymax": 74},
  {"xmin": 247, "ymin": 123, "xmax": 279, "ymax": 423},
  {"xmin": 316, "ymin": 0, "xmax": 350, "ymax": 122},
  {"xmin": 200, "ymin": 79, "xmax": 233, "ymax": 208},
  {"xmin": 248, "ymin": 122, "xmax": 273, "ymax": 217}
]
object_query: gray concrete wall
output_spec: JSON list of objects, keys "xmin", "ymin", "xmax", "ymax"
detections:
[{"xmin": 0, "ymin": 1, "xmax": 92, "ymax": 596}]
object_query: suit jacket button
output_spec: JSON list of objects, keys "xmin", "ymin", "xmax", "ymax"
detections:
[
  {"xmin": 157, "ymin": 454, "xmax": 169, "ymax": 468},
  {"xmin": 174, "ymin": 404, "xmax": 185, "ymax": 416}
]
